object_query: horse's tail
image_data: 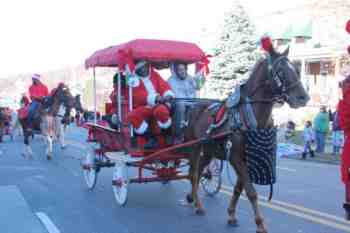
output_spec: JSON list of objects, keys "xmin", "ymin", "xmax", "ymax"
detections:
[{"xmin": 268, "ymin": 184, "xmax": 273, "ymax": 202}]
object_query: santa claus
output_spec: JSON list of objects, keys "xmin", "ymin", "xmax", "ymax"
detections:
[{"xmin": 127, "ymin": 61, "xmax": 174, "ymax": 146}]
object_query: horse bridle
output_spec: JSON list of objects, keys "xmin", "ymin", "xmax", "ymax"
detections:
[
  {"xmin": 53, "ymin": 87, "xmax": 72, "ymax": 118},
  {"xmin": 268, "ymin": 55, "xmax": 302, "ymax": 102},
  {"xmin": 247, "ymin": 55, "xmax": 302, "ymax": 104}
]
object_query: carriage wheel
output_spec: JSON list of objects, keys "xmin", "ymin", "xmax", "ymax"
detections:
[
  {"xmin": 112, "ymin": 162, "xmax": 129, "ymax": 206},
  {"xmin": 83, "ymin": 150, "xmax": 98, "ymax": 190},
  {"xmin": 200, "ymin": 159, "xmax": 223, "ymax": 196}
]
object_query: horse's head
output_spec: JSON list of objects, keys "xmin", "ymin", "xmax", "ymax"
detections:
[
  {"xmin": 248, "ymin": 46, "xmax": 309, "ymax": 108},
  {"xmin": 268, "ymin": 47, "xmax": 309, "ymax": 108},
  {"xmin": 54, "ymin": 85, "xmax": 74, "ymax": 108}
]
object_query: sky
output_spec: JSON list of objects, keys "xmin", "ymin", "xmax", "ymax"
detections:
[{"xmin": 0, "ymin": 0, "xmax": 305, "ymax": 77}]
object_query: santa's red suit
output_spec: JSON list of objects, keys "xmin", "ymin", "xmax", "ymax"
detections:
[
  {"xmin": 338, "ymin": 76, "xmax": 350, "ymax": 218},
  {"xmin": 127, "ymin": 69, "xmax": 174, "ymax": 134}
]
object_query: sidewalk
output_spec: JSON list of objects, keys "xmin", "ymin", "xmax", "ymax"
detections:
[{"xmin": 279, "ymin": 129, "xmax": 342, "ymax": 165}]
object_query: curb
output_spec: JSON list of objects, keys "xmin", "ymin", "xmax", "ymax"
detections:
[{"xmin": 283, "ymin": 154, "xmax": 340, "ymax": 165}]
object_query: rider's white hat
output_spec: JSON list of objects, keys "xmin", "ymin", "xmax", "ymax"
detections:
[{"xmin": 32, "ymin": 73, "xmax": 41, "ymax": 81}]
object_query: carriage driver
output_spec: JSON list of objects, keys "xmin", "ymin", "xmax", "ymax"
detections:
[
  {"xmin": 127, "ymin": 61, "xmax": 175, "ymax": 148},
  {"xmin": 168, "ymin": 62, "xmax": 205, "ymax": 144},
  {"xmin": 27, "ymin": 74, "xmax": 49, "ymax": 129}
]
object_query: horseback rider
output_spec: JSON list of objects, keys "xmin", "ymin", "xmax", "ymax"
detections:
[
  {"xmin": 168, "ymin": 62, "xmax": 205, "ymax": 144},
  {"xmin": 27, "ymin": 74, "xmax": 49, "ymax": 130},
  {"xmin": 127, "ymin": 61, "xmax": 175, "ymax": 148}
]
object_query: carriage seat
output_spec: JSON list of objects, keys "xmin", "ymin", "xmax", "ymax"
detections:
[{"xmin": 207, "ymin": 85, "xmax": 242, "ymax": 124}]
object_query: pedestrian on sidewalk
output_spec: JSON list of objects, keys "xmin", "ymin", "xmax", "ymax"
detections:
[
  {"xmin": 284, "ymin": 120, "xmax": 295, "ymax": 144},
  {"xmin": 332, "ymin": 110, "xmax": 344, "ymax": 156},
  {"xmin": 302, "ymin": 121, "xmax": 315, "ymax": 159},
  {"xmin": 313, "ymin": 106, "xmax": 330, "ymax": 154}
]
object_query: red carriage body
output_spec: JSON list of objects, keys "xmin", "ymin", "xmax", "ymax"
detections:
[{"xmin": 81, "ymin": 39, "xmax": 222, "ymax": 205}]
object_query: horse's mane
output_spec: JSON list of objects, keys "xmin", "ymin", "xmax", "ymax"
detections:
[{"xmin": 248, "ymin": 58, "xmax": 266, "ymax": 81}]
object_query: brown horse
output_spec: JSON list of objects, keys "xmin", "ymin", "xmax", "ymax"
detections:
[
  {"xmin": 185, "ymin": 47, "xmax": 309, "ymax": 233},
  {"xmin": 19, "ymin": 85, "xmax": 82, "ymax": 159}
]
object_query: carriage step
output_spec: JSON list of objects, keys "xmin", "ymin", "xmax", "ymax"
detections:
[{"xmin": 105, "ymin": 152, "xmax": 143, "ymax": 163}]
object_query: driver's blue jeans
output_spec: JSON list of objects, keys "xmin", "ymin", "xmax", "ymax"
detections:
[{"xmin": 27, "ymin": 100, "xmax": 40, "ymax": 128}]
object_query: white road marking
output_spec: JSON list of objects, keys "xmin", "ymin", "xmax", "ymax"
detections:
[
  {"xmin": 36, "ymin": 212, "xmax": 61, "ymax": 233},
  {"xmin": 276, "ymin": 166, "xmax": 296, "ymax": 172},
  {"xmin": 220, "ymin": 189, "xmax": 350, "ymax": 232},
  {"xmin": 222, "ymin": 184, "xmax": 348, "ymax": 224}
]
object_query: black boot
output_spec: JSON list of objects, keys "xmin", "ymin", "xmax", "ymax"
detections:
[
  {"xmin": 143, "ymin": 137, "xmax": 159, "ymax": 150},
  {"xmin": 310, "ymin": 150, "xmax": 315, "ymax": 158},
  {"xmin": 344, "ymin": 203, "xmax": 350, "ymax": 220},
  {"xmin": 173, "ymin": 134, "xmax": 184, "ymax": 145},
  {"xmin": 138, "ymin": 127, "xmax": 158, "ymax": 150},
  {"xmin": 302, "ymin": 152, "xmax": 306, "ymax": 159}
]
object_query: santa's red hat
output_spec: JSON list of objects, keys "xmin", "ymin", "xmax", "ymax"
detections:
[{"xmin": 260, "ymin": 35, "xmax": 273, "ymax": 53}]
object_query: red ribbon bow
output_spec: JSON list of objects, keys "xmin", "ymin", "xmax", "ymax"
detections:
[
  {"xmin": 117, "ymin": 49, "xmax": 135, "ymax": 73},
  {"xmin": 196, "ymin": 55, "xmax": 211, "ymax": 76}
]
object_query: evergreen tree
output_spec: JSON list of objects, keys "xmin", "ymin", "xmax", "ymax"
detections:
[{"xmin": 205, "ymin": 1, "xmax": 260, "ymax": 98}]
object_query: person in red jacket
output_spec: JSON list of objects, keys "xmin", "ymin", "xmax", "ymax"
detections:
[
  {"xmin": 338, "ymin": 73, "xmax": 350, "ymax": 219},
  {"xmin": 20, "ymin": 93, "xmax": 30, "ymax": 107},
  {"xmin": 27, "ymin": 74, "xmax": 49, "ymax": 129},
  {"xmin": 127, "ymin": 61, "xmax": 174, "ymax": 148}
]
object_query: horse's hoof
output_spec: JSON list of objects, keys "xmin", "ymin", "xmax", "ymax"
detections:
[
  {"xmin": 195, "ymin": 208, "xmax": 206, "ymax": 216},
  {"xmin": 61, "ymin": 146, "xmax": 66, "ymax": 150},
  {"xmin": 47, "ymin": 155, "xmax": 52, "ymax": 160},
  {"xmin": 227, "ymin": 218, "xmax": 239, "ymax": 227},
  {"xmin": 186, "ymin": 194, "xmax": 194, "ymax": 204}
]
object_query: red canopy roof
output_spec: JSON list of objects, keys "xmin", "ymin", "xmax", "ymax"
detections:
[{"xmin": 85, "ymin": 39, "xmax": 208, "ymax": 70}]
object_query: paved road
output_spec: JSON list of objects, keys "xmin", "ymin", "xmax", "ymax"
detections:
[{"xmin": 0, "ymin": 125, "xmax": 348, "ymax": 233}]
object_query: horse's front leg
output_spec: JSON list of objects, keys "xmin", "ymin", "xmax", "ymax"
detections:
[
  {"xmin": 46, "ymin": 135, "xmax": 53, "ymax": 160},
  {"xmin": 59, "ymin": 123, "xmax": 66, "ymax": 149},
  {"xmin": 243, "ymin": 172, "xmax": 268, "ymax": 233},
  {"xmin": 22, "ymin": 129, "xmax": 33, "ymax": 159},
  {"xmin": 227, "ymin": 177, "xmax": 244, "ymax": 226}
]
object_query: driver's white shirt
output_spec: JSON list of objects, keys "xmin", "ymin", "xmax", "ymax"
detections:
[{"xmin": 168, "ymin": 75, "xmax": 201, "ymax": 98}]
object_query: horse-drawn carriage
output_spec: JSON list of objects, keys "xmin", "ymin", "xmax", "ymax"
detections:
[{"xmin": 81, "ymin": 39, "xmax": 223, "ymax": 205}]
